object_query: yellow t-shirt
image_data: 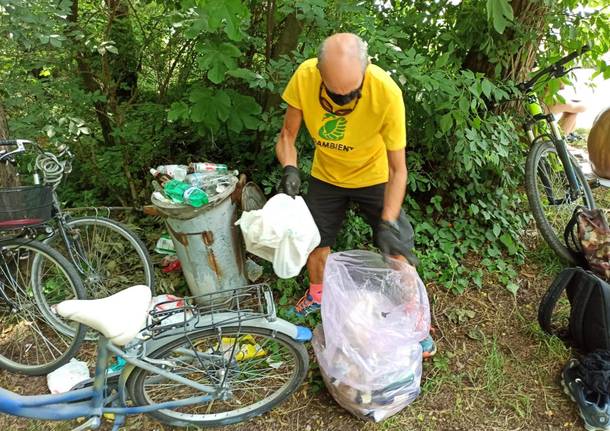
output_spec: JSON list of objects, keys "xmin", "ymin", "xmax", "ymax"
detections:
[{"xmin": 281, "ymin": 58, "xmax": 406, "ymax": 188}]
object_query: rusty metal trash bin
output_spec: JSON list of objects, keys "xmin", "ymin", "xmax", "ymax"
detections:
[{"xmin": 151, "ymin": 176, "xmax": 246, "ymax": 304}]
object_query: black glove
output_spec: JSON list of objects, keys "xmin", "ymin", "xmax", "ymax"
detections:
[
  {"xmin": 375, "ymin": 212, "xmax": 419, "ymax": 266},
  {"xmin": 279, "ymin": 165, "xmax": 301, "ymax": 198}
]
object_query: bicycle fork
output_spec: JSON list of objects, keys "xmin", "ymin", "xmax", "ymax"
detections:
[{"xmin": 549, "ymin": 121, "xmax": 582, "ymax": 199}]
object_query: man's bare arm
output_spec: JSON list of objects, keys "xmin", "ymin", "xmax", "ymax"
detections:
[{"xmin": 275, "ymin": 105, "xmax": 303, "ymax": 167}]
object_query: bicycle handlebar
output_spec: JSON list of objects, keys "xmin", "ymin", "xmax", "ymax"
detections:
[
  {"xmin": 0, "ymin": 139, "xmax": 33, "ymax": 162},
  {"xmin": 518, "ymin": 44, "xmax": 590, "ymax": 91}
]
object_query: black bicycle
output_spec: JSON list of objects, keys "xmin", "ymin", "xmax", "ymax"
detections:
[
  {"xmin": 0, "ymin": 142, "xmax": 86, "ymax": 375},
  {"xmin": 517, "ymin": 46, "xmax": 596, "ymax": 262},
  {"xmin": 0, "ymin": 139, "xmax": 155, "ymax": 301}
]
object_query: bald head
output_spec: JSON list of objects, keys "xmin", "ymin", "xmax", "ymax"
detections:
[{"xmin": 318, "ymin": 33, "xmax": 368, "ymax": 95}]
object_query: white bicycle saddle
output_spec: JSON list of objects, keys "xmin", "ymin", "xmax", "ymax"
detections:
[{"xmin": 55, "ymin": 285, "xmax": 152, "ymax": 346}]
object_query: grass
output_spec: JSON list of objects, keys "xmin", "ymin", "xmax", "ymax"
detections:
[{"xmin": 483, "ymin": 337, "xmax": 506, "ymax": 396}]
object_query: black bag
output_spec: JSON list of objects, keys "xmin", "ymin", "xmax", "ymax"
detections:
[{"xmin": 538, "ymin": 267, "xmax": 610, "ymax": 352}]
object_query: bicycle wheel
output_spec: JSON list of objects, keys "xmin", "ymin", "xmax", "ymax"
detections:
[
  {"xmin": 525, "ymin": 139, "xmax": 595, "ymax": 262},
  {"xmin": 127, "ymin": 326, "xmax": 309, "ymax": 427},
  {"xmin": 0, "ymin": 238, "xmax": 86, "ymax": 375},
  {"xmin": 44, "ymin": 216, "xmax": 155, "ymax": 299}
]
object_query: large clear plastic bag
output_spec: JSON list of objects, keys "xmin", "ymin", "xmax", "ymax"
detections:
[{"xmin": 312, "ymin": 250, "xmax": 430, "ymax": 422}]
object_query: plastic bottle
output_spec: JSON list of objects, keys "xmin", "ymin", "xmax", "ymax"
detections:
[
  {"xmin": 189, "ymin": 162, "xmax": 228, "ymax": 174},
  {"xmin": 151, "ymin": 170, "xmax": 208, "ymax": 207},
  {"xmin": 150, "ymin": 168, "xmax": 171, "ymax": 183},
  {"xmin": 156, "ymin": 164, "xmax": 189, "ymax": 181},
  {"xmin": 184, "ymin": 173, "xmax": 208, "ymax": 189},
  {"xmin": 163, "ymin": 180, "xmax": 208, "ymax": 207},
  {"xmin": 185, "ymin": 173, "xmax": 234, "ymax": 197}
]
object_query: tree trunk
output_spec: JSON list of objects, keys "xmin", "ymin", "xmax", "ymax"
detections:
[
  {"xmin": 105, "ymin": 0, "xmax": 139, "ymax": 103},
  {"xmin": 0, "ymin": 100, "xmax": 19, "ymax": 187},
  {"xmin": 263, "ymin": 13, "xmax": 303, "ymax": 111},
  {"xmin": 463, "ymin": 0, "xmax": 548, "ymax": 81},
  {"xmin": 67, "ymin": 0, "xmax": 115, "ymax": 147}
]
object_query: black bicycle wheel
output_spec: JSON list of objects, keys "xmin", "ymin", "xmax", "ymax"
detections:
[
  {"xmin": 0, "ymin": 237, "xmax": 87, "ymax": 375},
  {"xmin": 43, "ymin": 216, "xmax": 155, "ymax": 299},
  {"xmin": 127, "ymin": 326, "xmax": 309, "ymax": 427},
  {"xmin": 525, "ymin": 139, "xmax": 595, "ymax": 262}
]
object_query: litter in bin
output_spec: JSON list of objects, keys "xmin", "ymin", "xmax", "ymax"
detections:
[{"xmin": 149, "ymin": 162, "xmax": 239, "ymax": 209}]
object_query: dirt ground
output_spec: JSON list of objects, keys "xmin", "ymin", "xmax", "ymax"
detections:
[{"xmin": 1, "ymin": 189, "xmax": 608, "ymax": 431}]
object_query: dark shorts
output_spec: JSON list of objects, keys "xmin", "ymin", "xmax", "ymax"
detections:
[{"xmin": 304, "ymin": 176, "xmax": 386, "ymax": 248}]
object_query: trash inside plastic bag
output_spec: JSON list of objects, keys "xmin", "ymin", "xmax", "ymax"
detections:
[
  {"xmin": 312, "ymin": 250, "xmax": 430, "ymax": 422},
  {"xmin": 47, "ymin": 358, "xmax": 90, "ymax": 394},
  {"xmin": 236, "ymin": 193, "xmax": 320, "ymax": 278}
]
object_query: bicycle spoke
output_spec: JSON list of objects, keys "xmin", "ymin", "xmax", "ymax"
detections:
[
  {"xmin": 0, "ymin": 240, "xmax": 84, "ymax": 372},
  {"xmin": 139, "ymin": 331, "xmax": 299, "ymax": 417}
]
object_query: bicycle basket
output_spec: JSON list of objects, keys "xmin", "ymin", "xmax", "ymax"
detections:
[{"xmin": 0, "ymin": 185, "xmax": 53, "ymax": 230}]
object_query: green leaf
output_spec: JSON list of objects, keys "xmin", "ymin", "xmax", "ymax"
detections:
[
  {"xmin": 467, "ymin": 327, "xmax": 485, "ymax": 341},
  {"xmin": 226, "ymin": 91, "xmax": 262, "ymax": 133},
  {"xmin": 486, "ymin": 0, "xmax": 514, "ymax": 34},
  {"xmin": 492, "ymin": 224, "xmax": 501, "ymax": 237},
  {"xmin": 183, "ymin": 11, "xmax": 209, "ymax": 39},
  {"xmin": 499, "ymin": 233, "xmax": 518, "ymax": 255},
  {"xmin": 226, "ymin": 68, "xmax": 258, "ymax": 81},
  {"xmin": 188, "ymin": 87, "xmax": 224, "ymax": 132},
  {"xmin": 481, "ymin": 79, "xmax": 493, "ymax": 99},
  {"xmin": 168, "ymin": 101, "xmax": 189, "ymax": 122},
  {"xmin": 506, "ymin": 282, "xmax": 519, "ymax": 295},
  {"xmin": 215, "ymin": 90, "xmax": 232, "ymax": 122},
  {"xmin": 206, "ymin": 0, "xmax": 250, "ymax": 41},
  {"xmin": 439, "ymin": 113, "xmax": 453, "ymax": 133},
  {"xmin": 197, "ymin": 42, "xmax": 241, "ymax": 84}
]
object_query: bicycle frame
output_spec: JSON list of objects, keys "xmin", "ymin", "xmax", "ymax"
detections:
[
  {"xmin": 48, "ymin": 193, "xmax": 95, "ymax": 277},
  {"xmin": 0, "ymin": 335, "xmax": 215, "ymax": 426},
  {"xmin": 522, "ymin": 91, "xmax": 583, "ymax": 200}
]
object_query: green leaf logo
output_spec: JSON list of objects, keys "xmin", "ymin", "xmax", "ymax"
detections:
[{"xmin": 318, "ymin": 114, "xmax": 347, "ymax": 141}]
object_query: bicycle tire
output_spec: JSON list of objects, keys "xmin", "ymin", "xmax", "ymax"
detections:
[
  {"xmin": 0, "ymin": 237, "xmax": 86, "ymax": 375},
  {"xmin": 127, "ymin": 326, "xmax": 309, "ymax": 427},
  {"xmin": 525, "ymin": 138, "xmax": 595, "ymax": 263},
  {"xmin": 44, "ymin": 216, "xmax": 155, "ymax": 298}
]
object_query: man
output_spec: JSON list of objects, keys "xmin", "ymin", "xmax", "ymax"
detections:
[{"xmin": 275, "ymin": 33, "xmax": 434, "ymax": 356}]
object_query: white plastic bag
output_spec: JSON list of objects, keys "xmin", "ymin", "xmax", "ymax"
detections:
[
  {"xmin": 47, "ymin": 358, "xmax": 90, "ymax": 394},
  {"xmin": 312, "ymin": 250, "xmax": 431, "ymax": 422},
  {"xmin": 236, "ymin": 193, "xmax": 320, "ymax": 278}
]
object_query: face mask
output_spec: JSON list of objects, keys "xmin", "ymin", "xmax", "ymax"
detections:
[{"xmin": 325, "ymin": 86, "xmax": 362, "ymax": 106}]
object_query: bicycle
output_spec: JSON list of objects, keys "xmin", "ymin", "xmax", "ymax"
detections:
[
  {"xmin": 0, "ymin": 283, "xmax": 311, "ymax": 430},
  {"xmin": 517, "ymin": 45, "xmax": 596, "ymax": 263},
  {"xmin": 0, "ymin": 147, "xmax": 87, "ymax": 375},
  {"xmin": 0, "ymin": 139, "xmax": 155, "ymax": 301}
]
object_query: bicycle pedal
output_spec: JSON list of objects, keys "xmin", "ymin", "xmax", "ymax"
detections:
[{"xmin": 71, "ymin": 416, "xmax": 101, "ymax": 431}]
